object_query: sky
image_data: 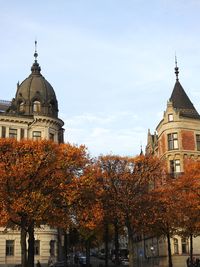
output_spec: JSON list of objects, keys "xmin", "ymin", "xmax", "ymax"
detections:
[{"xmin": 1, "ymin": 0, "xmax": 200, "ymax": 157}]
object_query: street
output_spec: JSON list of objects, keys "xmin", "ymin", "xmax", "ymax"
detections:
[{"xmin": 88, "ymin": 255, "xmax": 188, "ymax": 267}]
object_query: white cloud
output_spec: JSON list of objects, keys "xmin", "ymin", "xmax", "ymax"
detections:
[{"xmin": 63, "ymin": 112, "xmax": 146, "ymax": 156}]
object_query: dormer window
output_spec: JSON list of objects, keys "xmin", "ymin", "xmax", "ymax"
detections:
[
  {"xmin": 33, "ymin": 101, "xmax": 41, "ymax": 113},
  {"xmin": 168, "ymin": 114, "xmax": 174, "ymax": 122},
  {"xmin": 19, "ymin": 102, "xmax": 25, "ymax": 112}
]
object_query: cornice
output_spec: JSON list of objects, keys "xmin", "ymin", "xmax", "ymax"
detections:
[{"xmin": 33, "ymin": 115, "xmax": 64, "ymax": 127}]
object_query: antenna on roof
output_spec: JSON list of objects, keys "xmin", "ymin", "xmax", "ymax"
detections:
[{"xmin": 175, "ymin": 53, "xmax": 179, "ymax": 81}]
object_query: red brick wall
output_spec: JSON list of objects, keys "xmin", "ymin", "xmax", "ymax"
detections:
[
  {"xmin": 181, "ymin": 130, "xmax": 195, "ymax": 151},
  {"xmin": 158, "ymin": 133, "xmax": 166, "ymax": 157}
]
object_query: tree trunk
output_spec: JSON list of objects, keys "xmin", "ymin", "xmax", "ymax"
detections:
[
  {"xmin": 114, "ymin": 219, "xmax": 120, "ymax": 265},
  {"xmin": 104, "ymin": 222, "xmax": 109, "ymax": 267},
  {"xmin": 190, "ymin": 234, "xmax": 193, "ymax": 264},
  {"xmin": 21, "ymin": 226, "xmax": 27, "ymax": 267},
  {"xmin": 27, "ymin": 223, "xmax": 35, "ymax": 267},
  {"xmin": 64, "ymin": 231, "xmax": 69, "ymax": 267},
  {"xmin": 57, "ymin": 228, "xmax": 64, "ymax": 261},
  {"xmin": 166, "ymin": 232, "xmax": 173, "ymax": 267},
  {"xmin": 127, "ymin": 222, "xmax": 134, "ymax": 267},
  {"xmin": 86, "ymin": 239, "xmax": 91, "ymax": 267}
]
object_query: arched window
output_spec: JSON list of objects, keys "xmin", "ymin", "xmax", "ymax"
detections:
[{"xmin": 33, "ymin": 101, "xmax": 41, "ymax": 113}]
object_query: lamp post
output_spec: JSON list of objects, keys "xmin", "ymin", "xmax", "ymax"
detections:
[{"xmin": 150, "ymin": 246, "xmax": 154, "ymax": 267}]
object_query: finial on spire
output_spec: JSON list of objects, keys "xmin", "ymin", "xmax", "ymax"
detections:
[
  {"xmin": 175, "ymin": 53, "xmax": 179, "ymax": 81},
  {"xmin": 140, "ymin": 144, "xmax": 143, "ymax": 155},
  {"xmin": 31, "ymin": 40, "xmax": 41, "ymax": 74},
  {"xmin": 34, "ymin": 40, "xmax": 38, "ymax": 62}
]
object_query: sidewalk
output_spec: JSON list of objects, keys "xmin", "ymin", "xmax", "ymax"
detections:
[{"xmin": 88, "ymin": 255, "xmax": 188, "ymax": 267}]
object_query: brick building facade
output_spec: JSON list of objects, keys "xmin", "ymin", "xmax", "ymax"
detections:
[
  {"xmin": 147, "ymin": 62, "xmax": 200, "ymax": 176},
  {"xmin": 143, "ymin": 62, "xmax": 200, "ymax": 260}
]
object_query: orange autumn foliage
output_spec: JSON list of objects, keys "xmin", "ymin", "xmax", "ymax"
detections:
[
  {"xmin": 174, "ymin": 159, "xmax": 200, "ymax": 236},
  {"xmin": 98, "ymin": 154, "xmax": 164, "ymax": 267},
  {"xmin": 70, "ymin": 165, "xmax": 104, "ymax": 234},
  {"xmin": 0, "ymin": 138, "xmax": 89, "ymax": 229}
]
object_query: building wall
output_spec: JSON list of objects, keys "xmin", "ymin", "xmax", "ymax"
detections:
[
  {"xmin": 0, "ymin": 227, "xmax": 58, "ymax": 266},
  {"xmin": 0, "ymin": 115, "xmax": 63, "ymax": 143},
  {"xmin": 156, "ymin": 103, "xmax": 200, "ymax": 173},
  {"xmin": 144, "ymin": 98, "xmax": 200, "ymax": 260}
]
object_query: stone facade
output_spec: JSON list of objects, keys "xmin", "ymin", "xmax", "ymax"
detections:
[{"xmin": 0, "ymin": 226, "xmax": 58, "ymax": 267}]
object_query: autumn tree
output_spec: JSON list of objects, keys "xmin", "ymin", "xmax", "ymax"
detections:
[
  {"xmin": 68, "ymin": 164, "xmax": 104, "ymax": 267},
  {"xmin": 147, "ymin": 178, "xmax": 180, "ymax": 267},
  {"xmin": 44, "ymin": 142, "xmax": 89, "ymax": 267},
  {"xmin": 98, "ymin": 154, "xmax": 164, "ymax": 267},
  {"xmin": 98, "ymin": 155, "xmax": 129, "ymax": 266},
  {"xmin": 0, "ymin": 139, "xmax": 88, "ymax": 267},
  {"xmin": 174, "ymin": 159, "xmax": 200, "ymax": 263}
]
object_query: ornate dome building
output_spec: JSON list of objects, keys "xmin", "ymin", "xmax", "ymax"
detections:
[
  {"xmin": 0, "ymin": 41, "xmax": 64, "ymax": 143},
  {"xmin": 0, "ymin": 43, "xmax": 64, "ymax": 266}
]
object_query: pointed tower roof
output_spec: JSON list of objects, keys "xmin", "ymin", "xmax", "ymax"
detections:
[{"xmin": 169, "ymin": 59, "xmax": 200, "ymax": 119}]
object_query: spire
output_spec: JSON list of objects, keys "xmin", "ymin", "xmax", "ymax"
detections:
[
  {"xmin": 169, "ymin": 57, "xmax": 200, "ymax": 119},
  {"xmin": 174, "ymin": 54, "xmax": 179, "ymax": 81},
  {"xmin": 34, "ymin": 40, "xmax": 38, "ymax": 62},
  {"xmin": 140, "ymin": 144, "xmax": 143, "ymax": 155},
  {"xmin": 31, "ymin": 40, "xmax": 41, "ymax": 75}
]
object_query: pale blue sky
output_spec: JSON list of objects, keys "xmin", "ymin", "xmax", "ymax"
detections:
[{"xmin": 1, "ymin": 0, "xmax": 200, "ymax": 156}]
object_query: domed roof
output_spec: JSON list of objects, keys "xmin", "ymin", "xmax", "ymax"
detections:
[{"xmin": 7, "ymin": 43, "xmax": 58, "ymax": 118}]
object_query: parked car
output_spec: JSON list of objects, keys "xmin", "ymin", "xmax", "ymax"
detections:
[
  {"xmin": 79, "ymin": 256, "xmax": 86, "ymax": 266},
  {"xmin": 98, "ymin": 252, "xmax": 105, "ymax": 259},
  {"xmin": 121, "ymin": 257, "xmax": 129, "ymax": 266}
]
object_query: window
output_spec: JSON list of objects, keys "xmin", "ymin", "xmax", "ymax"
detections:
[
  {"xmin": 58, "ymin": 130, "xmax": 64, "ymax": 144},
  {"xmin": 32, "ymin": 131, "xmax": 41, "ymax": 141},
  {"xmin": 9, "ymin": 128, "xmax": 17, "ymax": 139},
  {"xmin": 50, "ymin": 240, "xmax": 55, "ymax": 256},
  {"xmin": 168, "ymin": 133, "xmax": 178, "ymax": 150},
  {"xmin": 19, "ymin": 102, "xmax": 25, "ymax": 112},
  {"xmin": 49, "ymin": 133, "xmax": 54, "ymax": 141},
  {"xmin": 2, "ymin": 126, "xmax": 6, "ymax": 138},
  {"xmin": 181, "ymin": 238, "xmax": 188, "ymax": 254},
  {"xmin": 33, "ymin": 101, "xmax": 41, "ymax": 113},
  {"xmin": 20, "ymin": 129, "xmax": 25, "ymax": 139},
  {"xmin": 196, "ymin": 134, "xmax": 200, "ymax": 151},
  {"xmin": 6, "ymin": 240, "xmax": 14, "ymax": 256},
  {"xmin": 173, "ymin": 238, "xmax": 179, "ymax": 254},
  {"xmin": 174, "ymin": 159, "xmax": 181, "ymax": 173},
  {"xmin": 34, "ymin": 240, "xmax": 40, "ymax": 255},
  {"xmin": 168, "ymin": 114, "xmax": 174, "ymax": 122},
  {"xmin": 170, "ymin": 159, "xmax": 181, "ymax": 174}
]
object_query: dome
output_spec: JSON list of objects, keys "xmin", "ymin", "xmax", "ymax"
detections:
[{"xmin": 7, "ymin": 47, "xmax": 58, "ymax": 118}]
